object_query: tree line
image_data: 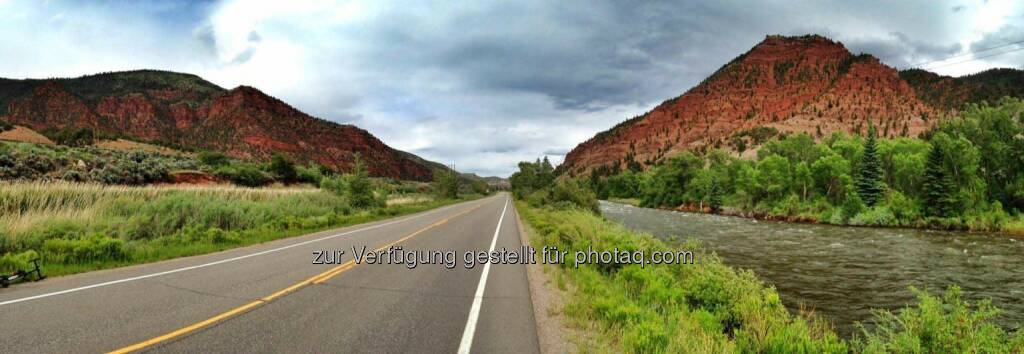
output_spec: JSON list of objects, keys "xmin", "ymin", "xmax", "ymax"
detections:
[{"xmin": 579, "ymin": 98, "xmax": 1024, "ymax": 231}]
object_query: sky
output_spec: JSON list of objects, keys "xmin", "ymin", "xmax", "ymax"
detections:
[{"xmin": 1, "ymin": 0, "xmax": 1022, "ymax": 177}]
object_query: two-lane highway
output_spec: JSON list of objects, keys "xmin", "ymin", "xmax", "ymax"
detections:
[{"xmin": 0, "ymin": 194, "xmax": 539, "ymax": 353}]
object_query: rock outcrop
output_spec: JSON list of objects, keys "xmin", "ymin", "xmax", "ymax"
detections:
[{"xmin": 560, "ymin": 35, "xmax": 1024, "ymax": 176}]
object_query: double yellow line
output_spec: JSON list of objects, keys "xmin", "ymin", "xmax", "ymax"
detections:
[{"xmin": 110, "ymin": 201, "xmax": 486, "ymax": 354}]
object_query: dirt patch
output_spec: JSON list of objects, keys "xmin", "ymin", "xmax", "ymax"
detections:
[
  {"xmin": 514, "ymin": 206, "xmax": 578, "ymax": 354},
  {"xmin": 0, "ymin": 126, "xmax": 54, "ymax": 145},
  {"xmin": 168, "ymin": 170, "xmax": 222, "ymax": 185},
  {"xmin": 94, "ymin": 139, "xmax": 188, "ymax": 156}
]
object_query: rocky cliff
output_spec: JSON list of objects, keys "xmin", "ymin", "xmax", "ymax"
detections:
[{"xmin": 560, "ymin": 34, "xmax": 1024, "ymax": 176}]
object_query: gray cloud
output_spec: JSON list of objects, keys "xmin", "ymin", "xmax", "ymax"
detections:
[{"xmin": 841, "ymin": 31, "xmax": 963, "ymax": 69}]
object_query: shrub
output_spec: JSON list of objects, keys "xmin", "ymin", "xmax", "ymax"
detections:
[
  {"xmin": 51, "ymin": 128, "xmax": 95, "ymax": 147},
  {"xmin": 214, "ymin": 164, "xmax": 272, "ymax": 187},
  {"xmin": 0, "ymin": 119, "xmax": 13, "ymax": 132},
  {"xmin": 296, "ymin": 164, "xmax": 325, "ymax": 185},
  {"xmin": 549, "ymin": 180, "xmax": 600, "ymax": 213},
  {"xmin": 269, "ymin": 153, "xmax": 298, "ymax": 184},
  {"xmin": 320, "ymin": 175, "xmax": 347, "ymax": 195},
  {"xmin": 42, "ymin": 234, "xmax": 127, "ymax": 264},
  {"xmin": 61, "ymin": 169, "xmax": 86, "ymax": 182},
  {"xmin": 197, "ymin": 151, "xmax": 230, "ymax": 167},
  {"xmin": 848, "ymin": 205, "xmax": 896, "ymax": 226},
  {"xmin": 0, "ymin": 250, "xmax": 39, "ymax": 273},
  {"xmin": 854, "ymin": 286, "xmax": 1024, "ymax": 353},
  {"xmin": 434, "ymin": 168, "xmax": 460, "ymax": 199}
]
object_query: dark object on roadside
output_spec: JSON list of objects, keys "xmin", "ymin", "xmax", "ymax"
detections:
[{"xmin": 0, "ymin": 258, "xmax": 45, "ymax": 288}]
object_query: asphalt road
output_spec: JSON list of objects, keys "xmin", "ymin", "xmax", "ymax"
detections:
[{"xmin": 0, "ymin": 193, "xmax": 540, "ymax": 353}]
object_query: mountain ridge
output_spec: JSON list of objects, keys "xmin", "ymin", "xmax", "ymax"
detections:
[
  {"xmin": 560, "ymin": 34, "xmax": 1024, "ymax": 176},
  {"xmin": 0, "ymin": 70, "xmax": 439, "ymax": 181}
]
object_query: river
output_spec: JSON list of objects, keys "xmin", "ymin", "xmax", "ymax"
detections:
[{"xmin": 599, "ymin": 201, "xmax": 1024, "ymax": 337}]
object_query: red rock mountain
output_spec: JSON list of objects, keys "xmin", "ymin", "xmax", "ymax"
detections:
[
  {"xmin": 0, "ymin": 70, "xmax": 435, "ymax": 181},
  {"xmin": 560, "ymin": 35, "xmax": 1024, "ymax": 176}
]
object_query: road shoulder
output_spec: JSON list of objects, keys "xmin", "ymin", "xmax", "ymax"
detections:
[{"xmin": 514, "ymin": 205, "xmax": 578, "ymax": 354}]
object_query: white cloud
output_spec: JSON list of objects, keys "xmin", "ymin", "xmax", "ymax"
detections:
[{"xmin": 1, "ymin": 0, "xmax": 1022, "ymax": 176}]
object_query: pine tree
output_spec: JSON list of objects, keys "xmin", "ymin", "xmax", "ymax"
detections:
[
  {"xmin": 346, "ymin": 154, "xmax": 376, "ymax": 208},
  {"xmin": 708, "ymin": 178, "xmax": 723, "ymax": 213},
  {"xmin": 856, "ymin": 123, "xmax": 884, "ymax": 206},
  {"xmin": 922, "ymin": 145, "xmax": 956, "ymax": 217}
]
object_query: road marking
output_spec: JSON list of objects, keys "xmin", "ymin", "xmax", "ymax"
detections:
[
  {"xmin": 0, "ymin": 199, "xmax": 482, "ymax": 308},
  {"xmin": 109, "ymin": 199, "xmax": 491, "ymax": 353},
  {"xmin": 457, "ymin": 197, "xmax": 509, "ymax": 354}
]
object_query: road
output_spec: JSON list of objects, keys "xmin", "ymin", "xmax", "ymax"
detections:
[{"xmin": 0, "ymin": 194, "xmax": 540, "ymax": 353}]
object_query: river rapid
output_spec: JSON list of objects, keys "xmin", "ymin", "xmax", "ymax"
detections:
[{"xmin": 599, "ymin": 201, "xmax": 1024, "ymax": 336}]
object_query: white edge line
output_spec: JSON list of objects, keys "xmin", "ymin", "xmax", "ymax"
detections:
[
  {"xmin": 0, "ymin": 199, "xmax": 482, "ymax": 307},
  {"xmin": 457, "ymin": 196, "xmax": 509, "ymax": 354}
]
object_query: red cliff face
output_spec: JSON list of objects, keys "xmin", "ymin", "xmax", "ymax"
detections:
[
  {"xmin": 0, "ymin": 70, "xmax": 435, "ymax": 181},
  {"xmin": 561, "ymin": 35, "xmax": 957, "ymax": 176}
]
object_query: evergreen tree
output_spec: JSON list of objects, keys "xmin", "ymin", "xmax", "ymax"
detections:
[
  {"xmin": 708, "ymin": 178, "xmax": 723, "ymax": 213},
  {"xmin": 922, "ymin": 145, "xmax": 956, "ymax": 217},
  {"xmin": 856, "ymin": 123, "xmax": 884, "ymax": 206},
  {"xmin": 345, "ymin": 154, "xmax": 375, "ymax": 208}
]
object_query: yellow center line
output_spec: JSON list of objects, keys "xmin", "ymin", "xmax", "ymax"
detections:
[{"xmin": 109, "ymin": 200, "xmax": 489, "ymax": 354}]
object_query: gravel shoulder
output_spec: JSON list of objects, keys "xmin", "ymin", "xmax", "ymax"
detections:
[{"xmin": 514, "ymin": 206, "xmax": 578, "ymax": 354}]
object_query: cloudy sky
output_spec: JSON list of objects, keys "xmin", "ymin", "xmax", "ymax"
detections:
[{"xmin": 2, "ymin": 0, "xmax": 1022, "ymax": 176}]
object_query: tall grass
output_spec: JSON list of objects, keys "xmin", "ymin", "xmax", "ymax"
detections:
[
  {"xmin": 518, "ymin": 202, "xmax": 1023, "ymax": 353},
  {"xmin": 519, "ymin": 202, "xmax": 846, "ymax": 353},
  {"xmin": 0, "ymin": 181, "xmax": 460, "ymax": 275}
]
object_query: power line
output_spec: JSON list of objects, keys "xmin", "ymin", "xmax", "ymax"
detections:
[
  {"xmin": 907, "ymin": 38, "xmax": 1024, "ymax": 69},
  {"xmin": 922, "ymin": 45, "xmax": 1024, "ymax": 70}
]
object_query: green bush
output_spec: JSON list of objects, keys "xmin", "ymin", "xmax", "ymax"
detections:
[
  {"xmin": 51, "ymin": 127, "xmax": 95, "ymax": 147},
  {"xmin": 42, "ymin": 234, "xmax": 126, "ymax": 264},
  {"xmin": 214, "ymin": 164, "xmax": 272, "ymax": 187},
  {"xmin": 0, "ymin": 250, "xmax": 39, "ymax": 273},
  {"xmin": 269, "ymin": 153, "xmax": 298, "ymax": 184},
  {"xmin": 197, "ymin": 151, "xmax": 230, "ymax": 167},
  {"xmin": 854, "ymin": 286, "xmax": 1024, "ymax": 353},
  {"xmin": 433, "ymin": 168, "xmax": 461, "ymax": 199},
  {"xmin": 296, "ymin": 164, "xmax": 325, "ymax": 184}
]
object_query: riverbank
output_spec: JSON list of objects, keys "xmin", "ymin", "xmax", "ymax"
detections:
[
  {"xmin": 517, "ymin": 201, "xmax": 847, "ymax": 352},
  {"xmin": 604, "ymin": 198, "xmax": 1024, "ymax": 236},
  {"xmin": 520, "ymin": 201, "xmax": 1024, "ymax": 352},
  {"xmin": 601, "ymin": 199, "xmax": 1024, "ymax": 337},
  {"xmin": 0, "ymin": 181, "xmax": 478, "ymax": 277}
]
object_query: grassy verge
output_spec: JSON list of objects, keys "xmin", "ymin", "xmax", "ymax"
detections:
[
  {"xmin": 517, "ymin": 201, "xmax": 1024, "ymax": 353},
  {"xmin": 518, "ymin": 201, "xmax": 845, "ymax": 352},
  {"xmin": 0, "ymin": 181, "xmax": 476, "ymax": 277}
]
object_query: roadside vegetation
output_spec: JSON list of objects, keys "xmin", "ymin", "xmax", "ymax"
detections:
[
  {"xmin": 584, "ymin": 98, "xmax": 1024, "ymax": 232},
  {"xmin": 0, "ymin": 137, "xmax": 489, "ymax": 276},
  {"xmin": 512, "ymin": 163, "xmax": 1024, "ymax": 352},
  {"xmin": 0, "ymin": 180, "xmax": 476, "ymax": 276}
]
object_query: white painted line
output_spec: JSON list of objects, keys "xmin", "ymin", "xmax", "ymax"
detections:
[
  {"xmin": 458, "ymin": 196, "xmax": 509, "ymax": 354},
  {"xmin": 0, "ymin": 200, "xmax": 479, "ymax": 307}
]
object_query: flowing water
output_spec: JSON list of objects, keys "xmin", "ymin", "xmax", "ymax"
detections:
[{"xmin": 600, "ymin": 201, "xmax": 1024, "ymax": 337}]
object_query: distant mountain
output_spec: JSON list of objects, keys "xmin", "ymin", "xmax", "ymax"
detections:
[
  {"xmin": 481, "ymin": 176, "xmax": 511, "ymax": 189},
  {"xmin": 560, "ymin": 35, "xmax": 1024, "ymax": 176},
  {"xmin": 0, "ymin": 70, "xmax": 437, "ymax": 181},
  {"xmin": 900, "ymin": 68, "xmax": 1024, "ymax": 110}
]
